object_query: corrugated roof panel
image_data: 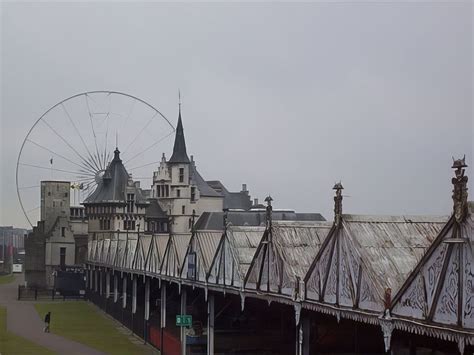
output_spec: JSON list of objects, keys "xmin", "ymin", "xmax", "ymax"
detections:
[
  {"xmin": 342, "ymin": 215, "xmax": 449, "ymax": 298},
  {"xmin": 227, "ymin": 226, "xmax": 265, "ymax": 278},
  {"xmin": 273, "ymin": 222, "xmax": 332, "ymax": 282},
  {"xmin": 108, "ymin": 240, "xmax": 118, "ymax": 265},
  {"xmin": 116, "ymin": 239, "xmax": 126, "ymax": 268},
  {"xmin": 195, "ymin": 231, "xmax": 223, "ymax": 270},
  {"xmin": 173, "ymin": 234, "xmax": 192, "ymax": 267}
]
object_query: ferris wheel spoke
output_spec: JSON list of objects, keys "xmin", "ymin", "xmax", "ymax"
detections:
[
  {"xmin": 26, "ymin": 206, "xmax": 40, "ymax": 213},
  {"xmin": 102, "ymin": 110, "xmax": 111, "ymax": 169},
  {"xmin": 128, "ymin": 160, "xmax": 162, "ymax": 171},
  {"xmin": 123, "ymin": 131, "xmax": 174, "ymax": 165},
  {"xmin": 60, "ymin": 103, "xmax": 100, "ymax": 171},
  {"xmin": 26, "ymin": 139, "xmax": 97, "ymax": 176},
  {"xmin": 93, "ymin": 151, "xmax": 105, "ymax": 171},
  {"xmin": 18, "ymin": 185, "xmax": 40, "ymax": 190},
  {"xmin": 19, "ymin": 162, "xmax": 95, "ymax": 178},
  {"xmin": 41, "ymin": 119, "xmax": 100, "ymax": 174},
  {"xmin": 120, "ymin": 100, "xmax": 136, "ymax": 137},
  {"xmin": 85, "ymin": 94, "xmax": 104, "ymax": 171},
  {"xmin": 82, "ymin": 180, "xmax": 97, "ymax": 193},
  {"xmin": 74, "ymin": 176, "xmax": 96, "ymax": 183},
  {"xmin": 122, "ymin": 112, "xmax": 158, "ymax": 155}
]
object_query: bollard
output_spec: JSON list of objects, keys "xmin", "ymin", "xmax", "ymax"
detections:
[{"xmin": 17, "ymin": 285, "xmax": 20, "ymax": 300}]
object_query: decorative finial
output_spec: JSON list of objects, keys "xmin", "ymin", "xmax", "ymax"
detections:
[
  {"xmin": 113, "ymin": 147, "xmax": 121, "ymax": 162},
  {"xmin": 452, "ymin": 156, "xmax": 468, "ymax": 223},
  {"xmin": 265, "ymin": 195, "xmax": 273, "ymax": 229},
  {"xmin": 333, "ymin": 182, "xmax": 343, "ymax": 225},
  {"xmin": 178, "ymin": 90, "xmax": 181, "ymax": 111},
  {"xmin": 116, "ymin": 131, "xmax": 118, "ymax": 150},
  {"xmin": 191, "ymin": 209, "xmax": 196, "ymax": 232},
  {"xmin": 223, "ymin": 208, "xmax": 229, "ymax": 230}
]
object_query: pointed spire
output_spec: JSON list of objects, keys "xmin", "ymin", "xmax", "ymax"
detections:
[{"xmin": 168, "ymin": 97, "xmax": 190, "ymax": 164}]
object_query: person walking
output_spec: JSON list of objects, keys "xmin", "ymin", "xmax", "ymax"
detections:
[{"xmin": 44, "ymin": 311, "xmax": 51, "ymax": 333}]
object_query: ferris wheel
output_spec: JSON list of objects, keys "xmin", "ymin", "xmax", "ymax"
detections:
[{"xmin": 16, "ymin": 91, "xmax": 175, "ymax": 227}]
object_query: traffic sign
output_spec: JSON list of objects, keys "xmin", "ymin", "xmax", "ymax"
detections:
[{"xmin": 176, "ymin": 315, "xmax": 192, "ymax": 327}]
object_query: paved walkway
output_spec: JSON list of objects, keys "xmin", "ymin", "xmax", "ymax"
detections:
[{"xmin": 0, "ymin": 274, "xmax": 105, "ymax": 355}]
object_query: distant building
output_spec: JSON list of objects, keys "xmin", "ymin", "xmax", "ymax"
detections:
[
  {"xmin": 0, "ymin": 226, "xmax": 28, "ymax": 274},
  {"xmin": 25, "ymin": 181, "xmax": 88, "ymax": 287},
  {"xmin": 195, "ymin": 209, "xmax": 325, "ymax": 230}
]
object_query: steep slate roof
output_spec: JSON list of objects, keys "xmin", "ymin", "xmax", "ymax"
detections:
[
  {"xmin": 206, "ymin": 180, "xmax": 252, "ymax": 210},
  {"xmin": 84, "ymin": 148, "xmax": 147, "ymax": 205},
  {"xmin": 168, "ymin": 110, "xmax": 190, "ymax": 164},
  {"xmin": 195, "ymin": 211, "xmax": 326, "ymax": 230},
  {"xmin": 305, "ymin": 214, "xmax": 448, "ymax": 314},
  {"xmin": 190, "ymin": 164, "xmax": 221, "ymax": 198},
  {"xmin": 245, "ymin": 221, "xmax": 332, "ymax": 298},
  {"xmin": 146, "ymin": 199, "xmax": 167, "ymax": 219}
]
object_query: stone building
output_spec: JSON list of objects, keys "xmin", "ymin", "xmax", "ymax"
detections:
[
  {"xmin": 151, "ymin": 108, "xmax": 252, "ymax": 235},
  {"xmin": 83, "ymin": 148, "xmax": 149, "ymax": 235},
  {"xmin": 25, "ymin": 181, "xmax": 88, "ymax": 287}
]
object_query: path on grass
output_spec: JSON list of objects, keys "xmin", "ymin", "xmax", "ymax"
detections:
[{"xmin": 0, "ymin": 274, "xmax": 105, "ymax": 355}]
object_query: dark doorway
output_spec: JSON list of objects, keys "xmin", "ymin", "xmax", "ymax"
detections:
[{"xmin": 60, "ymin": 247, "xmax": 66, "ymax": 270}]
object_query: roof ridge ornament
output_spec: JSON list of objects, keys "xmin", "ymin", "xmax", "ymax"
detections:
[
  {"xmin": 333, "ymin": 182, "xmax": 343, "ymax": 225},
  {"xmin": 264, "ymin": 195, "xmax": 273, "ymax": 230},
  {"xmin": 452, "ymin": 155, "xmax": 468, "ymax": 224},
  {"xmin": 223, "ymin": 208, "xmax": 229, "ymax": 231}
]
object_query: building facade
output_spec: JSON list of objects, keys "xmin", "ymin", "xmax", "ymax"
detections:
[{"xmin": 25, "ymin": 181, "xmax": 88, "ymax": 287}]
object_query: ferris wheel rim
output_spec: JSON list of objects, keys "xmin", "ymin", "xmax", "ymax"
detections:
[{"xmin": 16, "ymin": 90, "xmax": 175, "ymax": 227}]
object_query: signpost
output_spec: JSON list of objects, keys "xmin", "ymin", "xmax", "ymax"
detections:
[{"xmin": 176, "ymin": 315, "xmax": 192, "ymax": 327}]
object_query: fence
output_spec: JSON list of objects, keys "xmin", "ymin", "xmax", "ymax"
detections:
[{"xmin": 17, "ymin": 285, "xmax": 85, "ymax": 301}]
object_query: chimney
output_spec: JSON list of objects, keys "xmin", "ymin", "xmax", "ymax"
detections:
[
  {"xmin": 242, "ymin": 184, "xmax": 247, "ymax": 194},
  {"xmin": 254, "ymin": 198, "xmax": 259, "ymax": 206}
]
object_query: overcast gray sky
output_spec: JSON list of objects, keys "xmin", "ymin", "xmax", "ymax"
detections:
[{"xmin": 1, "ymin": 1, "xmax": 473, "ymax": 229}]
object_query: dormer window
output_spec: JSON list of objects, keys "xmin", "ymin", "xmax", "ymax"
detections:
[
  {"xmin": 179, "ymin": 168, "xmax": 184, "ymax": 183},
  {"xmin": 126, "ymin": 194, "xmax": 135, "ymax": 213}
]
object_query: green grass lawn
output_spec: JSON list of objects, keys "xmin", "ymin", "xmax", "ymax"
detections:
[
  {"xmin": 35, "ymin": 302, "xmax": 153, "ymax": 355},
  {"xmin": 0, "ymin": 273, "xmax": 15, "ymax": 284},
  {"xmin": 0, "ymin": 306, "xmax": 54, "ymax": 355}
]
